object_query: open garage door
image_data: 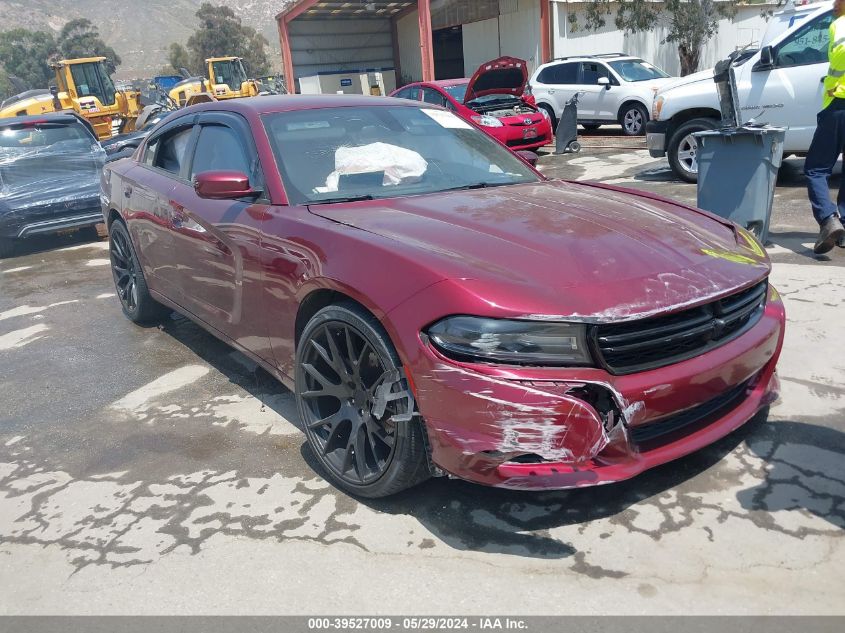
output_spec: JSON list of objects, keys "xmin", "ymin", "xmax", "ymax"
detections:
[{"xmin": 433, "ymin": 26, "xmax": 465, "ymax": 80}]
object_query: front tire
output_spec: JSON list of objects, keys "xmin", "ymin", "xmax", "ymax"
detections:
[
  {"xmin": 296, "ymin": 302, "xmax": 429, "ymax": 498},
  {"xmin": 667, "ymin": 117, "xmax": 718, "ymax": 183},
  {"xmin": 109, "ymin": 220, "xmax": 170, "ymax": 323},
  {"xmin": 537, "ymin": 103, "xmax": 558, "ymax": 133},
  {"xmin": 620, "ymin": 103, "xmax": 648, "ymax": 136}
]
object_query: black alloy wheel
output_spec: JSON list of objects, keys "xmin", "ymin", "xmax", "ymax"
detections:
[
  {"xmin": 109, "ymin": 220, "xmax": 169, "ymax": 323},
  {"xmin": 296, "ymin": 303, "xmax": 429, "ymax": 497},
  {"xmin": 110, "ymin": 225, "xmax": 139, "ymax": 313}
]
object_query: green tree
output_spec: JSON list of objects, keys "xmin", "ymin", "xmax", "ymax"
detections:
[
  {"xmin": 168, "ymin": 43, "xmax": 194, "ymax": 75},
  {"xmin": 0, "ymin": 28, "xmax": 57, "ymax": 90},
  {"xmin": 0, "ymin": 68, "xmax": 10, "ymax": 99},
  {"xmin": 178, "ymin": 3, "xmax": 270, "ymax": 77},
  {"xmin": 580, "ymin": 0, "xmax": 737, "ymax": 76},
  {"xmin": 57, "ymin": 18, "xmax": 121, "ymax": 71}
]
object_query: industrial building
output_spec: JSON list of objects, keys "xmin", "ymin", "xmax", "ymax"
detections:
[
  {"xmin": 275, "ymin": 1, "xmax": 551, "ymax": 94},
  {"xmin": 274, "ymin": 0, "xmax": 776, "ymax": 93}
]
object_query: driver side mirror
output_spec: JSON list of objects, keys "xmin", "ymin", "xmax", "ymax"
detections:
[
  {"xmin": 597, "ymin": 77, "xmax": 611, "ymax": 90},
  {"xmin": 758, "ymin": 46, "xmax": 775, "ymax": 70},
  {"xmin": 194, "ymin": 171, "xmax": 260, "ymax": 200},
  {"xmin": 516, "ymin": 150, "xmax": 539, "ymax": 167}
]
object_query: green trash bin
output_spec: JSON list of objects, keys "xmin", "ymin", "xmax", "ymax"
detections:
[{"xmin": 693, "ymin": 125, "xmax": 785, "ymax": 243}]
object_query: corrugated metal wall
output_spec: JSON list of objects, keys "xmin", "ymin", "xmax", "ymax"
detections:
[
  {"xmin": 397, "ymin": 10, "xmax": 422, "ymax": 84},
  {"xmin": 461, "ymin": 0, "xmax": 541, "ymax": 76},
  {"xmin": 498, "ymin": 0, "xmax": 541, "ymax": 72},
  {"xmin": 462, "ymin": 18, "xmax": 501, "ymax": 75},
  {"xmin": 289, "ymin": 19, "xmax": 395, "ymax": 79},
  {"xmin": 431, "ymin": 0, "xmax": 499, "ymax": 29}
]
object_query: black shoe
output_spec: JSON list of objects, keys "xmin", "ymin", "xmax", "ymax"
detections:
[{"xmin": 814, "ymin": 215, "xmax": 845, "ymax": 254}]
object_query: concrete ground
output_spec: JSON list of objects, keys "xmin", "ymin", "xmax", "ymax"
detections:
[{"xmin": 0, "ymin": 136, "xmax": 843, "ymax": 615}]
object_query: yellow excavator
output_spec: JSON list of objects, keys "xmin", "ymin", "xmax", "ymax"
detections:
[
  {"xmin": 169, "ymin": 56, "xmax": 260, "ymax": 107},
  {"xmin": 0, "ymin": 57, "xmax": 141, "ymax": 140}
]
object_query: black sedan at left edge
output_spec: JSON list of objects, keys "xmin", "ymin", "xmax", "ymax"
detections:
[{"xmin": 0, "ymin": 112, "xmax": 106, "ymax": 258}]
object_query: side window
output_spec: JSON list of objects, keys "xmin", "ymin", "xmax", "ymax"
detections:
[
  {"xmin": 421, "ymin": 87, "xmax": 447, "ymax": 107},
  {"xmin": 775, "ymin": 12, "xmax": 833, "ymax": 67},
  {"xmin": 189, "ymin": 124, "xmax": 251, "ymax": 180},
  {"xmin": 400, "ymin": 86, "xmax": 422, "ymax": 100},
  {"xmin": 580, "ymin": 62, "xmax": 611, "ymax": 85},
  {"xmin": 536, "ymin": 62, "xmax": 578, "ymax": 85},
  {"xmin": 151, "ymin": 127, "xmax": 193, "ymax": 175},
  {"xmin": 143, "ymin": 138, "xmax": 158, "ymax": 166}
]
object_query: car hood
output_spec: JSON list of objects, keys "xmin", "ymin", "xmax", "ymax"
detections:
[
  {"xmin": 308, "ymin": 180, "xmax": 770, "ymax": 322},
  {"xmin": 464, "ymin": 56, "xmax": 529, "ymax": 101},
  {"xmin": 659, "ymin": 68, "xmax": 714, "ymax": 94}
]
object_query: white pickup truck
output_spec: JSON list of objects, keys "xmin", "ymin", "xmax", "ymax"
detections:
[{"xmin": 647, "ymin": 0, "xmax": 833, "ymax": 182}]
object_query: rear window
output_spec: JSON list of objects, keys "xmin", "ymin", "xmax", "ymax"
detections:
[
  {"xmin": 0, "ymin": 122, "xmax": 91, "ymax": 148},
  {"xmin": 536, "ymin": 62, "xmax": 578, "ymax": 85},
  {"xmin": 443, "ymin": 83, "xmax": 468, "ymax": 102}
]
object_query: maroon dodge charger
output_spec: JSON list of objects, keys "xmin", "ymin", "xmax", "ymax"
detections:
[{"xmin": 101, "ymin": 96, "xmax": 784, "ymax": 497}]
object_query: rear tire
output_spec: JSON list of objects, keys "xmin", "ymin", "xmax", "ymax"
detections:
[
  {"xmin": 296, "ymin": 302, "xmax": 429, "ymax": 498},
  {"xmin": 109, "ymin": 219, "xmax": 170, "ymax": 323},
  {"xmin": 667, "ymin": 117, "xmax": 718, "ymax": 183},
  {"xmin": 537, "ymin": 103, "xmax": 558, "ymax": 133}
]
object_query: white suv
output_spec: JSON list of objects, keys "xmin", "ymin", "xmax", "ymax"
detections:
[{"xmin": 529, "ymin": 54, "xmax": 676, "ymax": 135}]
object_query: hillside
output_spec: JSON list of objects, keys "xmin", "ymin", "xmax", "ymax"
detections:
[{"xmin": 0, "ymin": 0, "xmax": 292, "ymax": 78}]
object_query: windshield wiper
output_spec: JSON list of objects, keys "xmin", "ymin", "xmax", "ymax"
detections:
[
  {"xmin": 440, "ymin": 182, "xmax": 510, "ymax": 192},
  {"xmin": 308, "ymin": 194, "xmax": 375, "ymax": 205}
]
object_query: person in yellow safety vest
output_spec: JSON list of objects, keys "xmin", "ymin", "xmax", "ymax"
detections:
[{"xmin": 805, "ymin": 0, "xmax": 845, "ymax": 254}]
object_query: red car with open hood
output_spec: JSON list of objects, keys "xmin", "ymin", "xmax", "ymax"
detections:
[
  {"xmin": 390, "ymin": 56, "xmax": 553, "ymax": 151},
  {"xmin": 101, "ymin": 95, "xmax": 784, "ymax": 497}
]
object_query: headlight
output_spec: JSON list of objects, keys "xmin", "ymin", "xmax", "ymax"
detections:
[
  {"xmin": 652, "ymin": 95, "xmax": 665, "ymax": 120},
  {"xmin": 472, "ymin": 115, "xmax": 504, "ymax": 128},
  {"xmin": 426, "ymin": 316, "xmax": 593, "ymax": 365},
  {"xmin": 538, "ymin": 108, "xmax": 550, "ymax": 120}
]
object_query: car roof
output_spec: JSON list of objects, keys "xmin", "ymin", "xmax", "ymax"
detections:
[
  {"xmin": 424, "ymin": 79, "xmax": 469, "ymax": 87},
  {"xmin": 545, "ymin": 54, "xmax": 640, "ymax": 65},
  {"xmin": 179, "ymin": 94, "xmax": 424, "ymax": 116}
]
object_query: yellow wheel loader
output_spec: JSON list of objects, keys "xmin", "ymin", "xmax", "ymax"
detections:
[
  {"xmin": 169, "ymin": 57, "xmax": 259, "ymax": 107},
  {"xmin": 0, "ymin": 57, "xmax": 141, "ymax": 140}
]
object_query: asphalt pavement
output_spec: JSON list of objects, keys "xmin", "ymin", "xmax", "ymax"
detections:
[{"xmin": 0, "ymin": 135, "xmax": 843, "ymax": 615}]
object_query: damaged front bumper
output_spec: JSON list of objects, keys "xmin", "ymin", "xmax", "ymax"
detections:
[{"xmin": 390, "ymin": 285, "xmax": 785, "ymax": 490}]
